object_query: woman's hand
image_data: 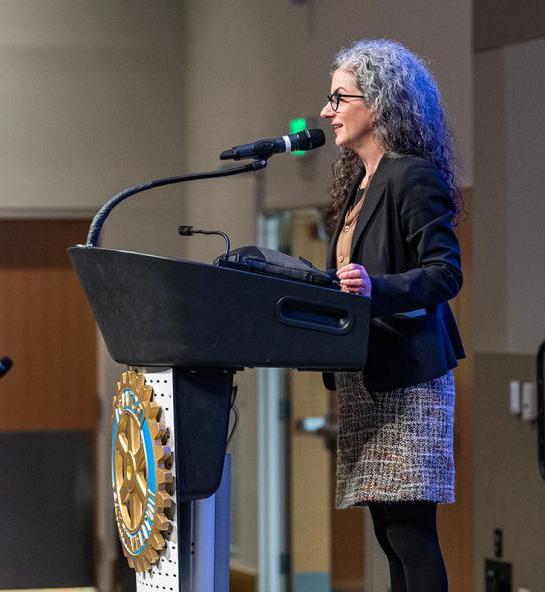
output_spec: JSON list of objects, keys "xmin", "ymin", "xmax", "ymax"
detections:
[{"xmin": 337, "ymin": 263, "xmax": 372, "ymax": 296}]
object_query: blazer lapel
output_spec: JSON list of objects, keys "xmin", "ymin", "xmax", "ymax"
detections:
[
  {"xmin": 326, "ymin": 172, "xmax": 363, "ymax": 269},
  {"xmin": 349, "ymin": 155, "xmax": 391, "ymax": 261}
]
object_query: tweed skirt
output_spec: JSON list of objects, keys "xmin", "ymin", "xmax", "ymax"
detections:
[{"xmin": 334, "ymin": 370, "xmax": 455, "ymax": 508}]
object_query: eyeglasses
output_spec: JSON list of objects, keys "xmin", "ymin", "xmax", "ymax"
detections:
[{"xmin": 326, "ymin": 92, "xmax": 366, "ymax": 112}]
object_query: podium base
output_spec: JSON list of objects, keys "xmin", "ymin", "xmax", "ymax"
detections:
[{"xmin": 131, "ymin": 368, "xmax": 231, "ymax": 592}]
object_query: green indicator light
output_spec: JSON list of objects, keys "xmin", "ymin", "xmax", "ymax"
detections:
[{"xmin": 289, "ymin": 118, "xmax": 307, "ymax": 157}]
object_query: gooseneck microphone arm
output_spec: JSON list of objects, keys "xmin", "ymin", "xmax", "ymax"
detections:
[{"xmin": 85, "ymin": 159, "xmax": 267, "ymax": 247}]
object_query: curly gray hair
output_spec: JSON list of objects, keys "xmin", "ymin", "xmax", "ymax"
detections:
[{"xmin": 327, "ymin": 39, "xmax": 461, "ymax": 230}]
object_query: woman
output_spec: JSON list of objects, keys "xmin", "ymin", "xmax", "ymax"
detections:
[{"xmin": 320, "ymin": 39, "xmax": 465, "ymax": 592}]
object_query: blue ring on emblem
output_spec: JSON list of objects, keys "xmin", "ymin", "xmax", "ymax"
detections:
[{"xmin": 111, "ymin": 387, "xmax": 158, "ymax": 555}]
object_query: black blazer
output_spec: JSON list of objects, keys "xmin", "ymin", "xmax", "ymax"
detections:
[{"xmin": 323, "ymin": 154, "xmax": 465, "ymax": 392}]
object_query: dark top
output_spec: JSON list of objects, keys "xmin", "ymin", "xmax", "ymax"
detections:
[{"xmin": 323, "ymin": 154, "xmax": 465, "ymax": 392}]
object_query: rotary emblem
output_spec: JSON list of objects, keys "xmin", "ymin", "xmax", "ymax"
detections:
[{"xmin": 111, "ymin": 370, "xmax": 173, "ymax": 572}]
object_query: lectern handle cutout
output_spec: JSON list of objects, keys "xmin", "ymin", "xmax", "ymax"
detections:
[{"xmin": 275, "ymin": 296, "xmax": 355, "ymax": 334}]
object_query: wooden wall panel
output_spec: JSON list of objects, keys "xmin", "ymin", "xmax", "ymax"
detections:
[
  {"xmin": 330, "ymin": 442, "xmax": 365, "ymax": 591},
  {"xmin": 438, "ymin": 189, "xmax": 474, "ymax": 592},
  {"xmin": 230, "ymin": 566, "xmax": 257, "ymax": 592},
  {"xmin": 0, "ymin": 220, "xmax": 97, "ymax": 431}
]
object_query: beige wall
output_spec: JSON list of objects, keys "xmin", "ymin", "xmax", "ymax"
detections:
[
  {"xmin": 473, "ymin": 36, "xmax": 545, "ymax": 592},
  {"xmin": 0, "ymin": 1, "xmax": 186, "ymax": 216},
  {"xmin": 0, "ymin": 3, "xmax": 188, "ymax": 589},
  {"xmin": 182, "ymin": 0, "xmax": 472, "ymax": 213},
  {"xmin": 474, "ymin": 38, "xmax": 545, "ymax": 354},
  {"xmin": 473, "ymin": 0, "xmax": 545, "ymax": 588},
  {"xmin": 181, "ymin": 0, "xmax": 472, "ymax": 576},
  {"xmin": 473, "ymin": 352, "xmax": 544, "ymax": 592},
  {"xmin": 475, "ymin": 0, "xmax": 545, "ymax": 50}
]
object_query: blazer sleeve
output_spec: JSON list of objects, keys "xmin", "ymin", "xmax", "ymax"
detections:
[{"xmin": 369, "ymin": 160, "xmax": 463, "ymax": 317}]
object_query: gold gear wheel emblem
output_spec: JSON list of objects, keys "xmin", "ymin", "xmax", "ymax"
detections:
[{"xmin": 111, "ymin": 370, "xmax": 173, "ymax": 572}]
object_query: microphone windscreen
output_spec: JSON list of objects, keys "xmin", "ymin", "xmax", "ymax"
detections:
[
  {"xmin": 220, "ymin": 149, "xmax": 235, "ymax": 160},
  {"xmin": 297, "ymin": 129, "xmax": 326, "ymax": 150},
  {"xmin": 308, "ymin": 128, "xmax": 326, "ymax": 148},
  {"xmin": 0, "ymin": 357, "xmax": 12, "ymax": 377}
]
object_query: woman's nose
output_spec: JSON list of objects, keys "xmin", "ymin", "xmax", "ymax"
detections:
[{"xmin": 320, "ymin": 102, "xmax": 333, "ymax": 118}]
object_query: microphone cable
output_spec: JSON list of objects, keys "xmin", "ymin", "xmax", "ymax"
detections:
[{"xmin": 178, "ymin": 225, "xmax": 231, "ymax": 259}]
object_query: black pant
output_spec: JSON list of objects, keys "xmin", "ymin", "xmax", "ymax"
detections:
[{"xmin": 368, "ymin": 501, "xmax": 448, "ymax": 592}]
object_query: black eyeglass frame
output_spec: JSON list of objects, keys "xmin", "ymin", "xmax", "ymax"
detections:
[{"xmin": 326, "ymin": 93, "xmax": 366, "ymax": 112}]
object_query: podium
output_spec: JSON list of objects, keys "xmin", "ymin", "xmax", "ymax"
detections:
[{"xmin": 69, "ymin": 245, "xmax": 370, "ymax": 591}]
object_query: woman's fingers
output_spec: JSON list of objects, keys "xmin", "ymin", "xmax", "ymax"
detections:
[
  {"xmin": 337, "ymin": 265, "xmax": 367, "ymax": 281},
  {"xmin": 336, "ymin": 263, "xmax": 371, "ymax": 296},
  {"xmin": 340, "ymin": 277, "xmax": 364, "ymax": 286},
  {"xmin": 338, "ymin": 270, "xmax": 361, "ymax": 279},
  {"xmin": 337, "ymin": 266, "xmax": 363, "ymax": 279}
]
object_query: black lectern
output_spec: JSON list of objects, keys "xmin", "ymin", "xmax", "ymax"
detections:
[{"xmin": 69, "ymin": 245, "xmax": 370, "ymax": 591}]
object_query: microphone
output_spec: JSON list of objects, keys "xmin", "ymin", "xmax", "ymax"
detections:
[
  {"xmin": 178, "ymin": 225, "xmax": 231, "ymax": 259},
  {"xmin": 0, "ymin": 357, "xmax": 12, "ymax": 378},
  {"xmin": 220, "ymin": 128, "xmax": 325, "ymax": 161}
]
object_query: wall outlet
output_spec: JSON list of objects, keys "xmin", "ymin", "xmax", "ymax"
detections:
[
  {"xmin": 521, "ymin": 382, "xmax": 537, "ymax": 421},
  {"xmin": 510, "ymin": 380, "xmax": 521, "ymax": 415}
]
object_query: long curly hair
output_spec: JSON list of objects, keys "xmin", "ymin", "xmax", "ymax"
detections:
[{"xmin": 326, "ymin": 39, "xmax": 461, "ymax": 231}]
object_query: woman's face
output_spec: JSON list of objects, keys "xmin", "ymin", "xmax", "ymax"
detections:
[{"xmin": 320, "ymin": 69, "xmax": 375, "ymax": 150}]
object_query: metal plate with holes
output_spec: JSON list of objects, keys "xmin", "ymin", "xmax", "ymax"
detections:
[{"xmin": 136, "ymin": 368, "xmax": 180, "ymax": 591}]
